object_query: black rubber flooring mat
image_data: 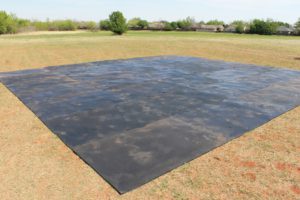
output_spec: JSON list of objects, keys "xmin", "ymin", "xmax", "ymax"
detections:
[{"xmin": 1, "ymin": 56, "xmax": 300, "ymax": 193}]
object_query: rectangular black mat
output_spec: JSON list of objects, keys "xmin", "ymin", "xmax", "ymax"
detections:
[{"xmin": 1, "ymin": 56, "xmax": 300, "ymax": 193}]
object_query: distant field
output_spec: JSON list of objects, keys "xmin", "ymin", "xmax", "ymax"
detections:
[
  {"xmin": 0, "ymin": 31, "xmax": 300, "ymax": 200},
  {"xmin": 0, "ymin": 31, "xmax": 300, "ymax": 73}
]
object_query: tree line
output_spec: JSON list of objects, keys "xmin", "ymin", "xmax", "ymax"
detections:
[{"xmin": 1, "ymin": 10, "xmax": 300, "ymax": 36}]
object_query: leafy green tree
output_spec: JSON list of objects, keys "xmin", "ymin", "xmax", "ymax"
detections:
[
  {"xmin": 231, "ymin": 20, "xmax": 247, "ymax": 33},
  {"xmin": 99, "ymin": 19, "xmax": 111, "ymax": 30},
  {"xmin": 7, "ymin": 14, "xmax": 20, "ymax": 33},
  {"xmin": 137, "ymin": 20, "xmax": 148, "ymax": 29},
  {"xmin": 6, "ymin": 16, "xmax": 18, "ymax": 33},
  {"xmin": 163, "ymin": 22, "xmax": 173, "ymax": 31},
  {"xmin": 206, "ymin": 20, "xmax": 224, "ymax": 25},
  {"xmin": 273, "ymin": 21, "xmax": 290, "ymax": 27},
  {"xmin": 295, "ymin": 18, "xmax": 300, "ymax": 35},
  {"xmin": 235, "ymin": 24, "xmax": 245, "ymax": 34},
  {"xmin": 127, "ymin": 17, "xmax": 140, "ymax": 29},
  {"xmin": 0, "ymin": 11, "xmax": 19, "ymax": 34},
  {"xmin": 128, "ymin": 18, "xmax": 148, "ymax": 30},
  {"xmin": 0, "ymin": 11, "xmax": 9, "ymax": 34},
  {"xmin": 17, "ymin": 19, "xmax": 30, "ymax": 27},
  {"xmin": 177, "ymin": 17, "xmax": 195, "ymax": 30},
  {"xmin": 170, "ymin": 22, "xmax": 178, "ymax": 30},
  {"xmin": 296, "ymin": 18, "xmax": 300, "ymax": 29},
  {"xmin": 109, "ymin": 11, "xmax": 127, "ymax": 35},
  {"xmin": 176, "ymin": 21, "xmax": 184, "ymax": 29},
  {"xmin": 250, "ymin": 19, "xmax": 278, "ymax": 35}
]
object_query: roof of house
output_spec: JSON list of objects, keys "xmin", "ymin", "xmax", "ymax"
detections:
[
  {"xmin": 225, "ymin": 25, "xmax": 236, "ymax": 31},
  {"xmin": 199, "ymin": 25, "xmax": 224, "ymax": 30},
  {"xmin": 148, "ymin": 21, "xmax": 165, "ymax": 29},
  {"xmin": 277, "ymin": 26, "xmax": 295, "ymax": 32}
]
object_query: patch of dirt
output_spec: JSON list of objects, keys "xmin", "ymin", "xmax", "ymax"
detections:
[
  {"xmin": 242, "ymin": 172, "xmax": 256, "ymax": 181},
  {"xmin": 275, "ymin": 163, "xmax": 295, "ymax": 171},
  {"xmin": 239, "ymin": 161, "xmax": 257, "ymax": 168},
  {"xmin": 291, "ymin": 185, "xmax": 300, "ymax": 195}
]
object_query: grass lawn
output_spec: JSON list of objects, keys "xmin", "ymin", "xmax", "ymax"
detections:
[
  {"xmin": 0, "ymin": 31, "xmax": 299, "ymax": 199},
  {"xmin": 1, "ymin": 31, "xmax": 300, "ymax": 72}
]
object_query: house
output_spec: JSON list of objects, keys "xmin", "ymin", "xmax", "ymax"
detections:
[
  {"xmin": 224, "ymin": 25, "xmax": 236, "ymax": 33},
  {"xmin": 148, "ymin": 21, "xmax": 165, "ymax": 31},
  {"xmin": 196, "ymin": 25, "xmax": 224, "ymax": 32},
  {"xmin": 276, "ymin": 26, "xmax": 295, "ymax": 35},
  {"xmin": 188, "ymin": 23, "xmax": 200, "ymax": 31},
  {"xmin": 224, "ymin": 25, "xmax": 249, "ymax": 33}
]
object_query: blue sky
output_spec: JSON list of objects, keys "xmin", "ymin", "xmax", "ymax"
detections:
[{"xmin": 1, "ymin": 0, "xmax": 299, "ymax": 24}]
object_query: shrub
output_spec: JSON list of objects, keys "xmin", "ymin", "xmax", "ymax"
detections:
[
  {"xmin": 109, "ymin": 11, "xmax": 127, "ymax": 35},
  {"xmin": 31, "ymin": 21, "xmax": 49, "ymax": 31},
  {"xmin": 99, "ymin": 19, "xmax": 111, "ymax": 30},
  {"xmin": 11, "ymin": 18, "xmax": 31, "ymax": 33},
  {"xmin": 77, "ymin": 21, "xmax": 97, "ymax": 31},
  {"xmin": 86, "ymin": 21, "xmax": 97, "ymax": 31},
  {"xmin": 57, "ymin": 20, "xmax": 77, "ymax": 31},
  {"xmin": 47, "ymin": 20, "xmax": 77, "ymax": 31},
  {"xmin": 48, "ymin": 21, "xmax": 58, "ymax": 31}
]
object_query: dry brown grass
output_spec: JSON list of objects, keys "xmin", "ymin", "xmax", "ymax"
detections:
[
  {"xmin": 0, "ymin": 31, "xmax": 300, "ymax": 200},
  {"xmin": 0, "ymin": 31, "xmax": 300, "ymax": 72}
]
